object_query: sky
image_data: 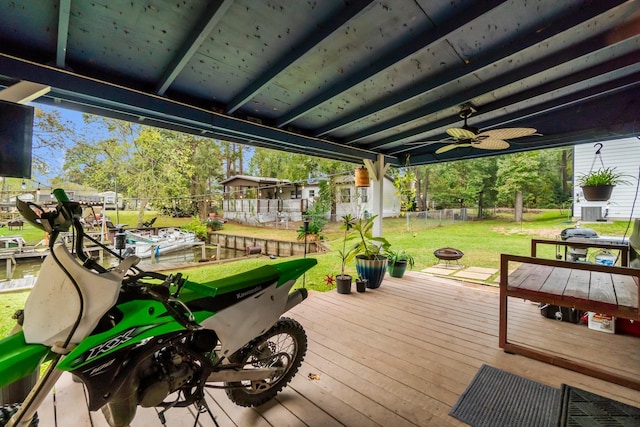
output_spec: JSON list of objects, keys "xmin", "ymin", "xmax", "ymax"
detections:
[{"xmin": 32, "ymin": 103, "xmax": 86, "ymax": 185}]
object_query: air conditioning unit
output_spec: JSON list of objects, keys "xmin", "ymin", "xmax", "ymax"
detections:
[{"xmin": 581, "ymin": 206, "xmax": 603, "ymax": 221}]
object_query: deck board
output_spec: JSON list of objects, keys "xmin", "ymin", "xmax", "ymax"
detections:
[{"xmin": 33, "ymin": 271, "xmax": 640, "ymax": 426}]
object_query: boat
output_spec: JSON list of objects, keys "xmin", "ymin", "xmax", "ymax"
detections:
[{"xmin": 123, "ymin": 228, "xmax": 200, "ymax": 258}]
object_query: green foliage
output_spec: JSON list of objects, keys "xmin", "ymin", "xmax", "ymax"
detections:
[
  {"xmin": 298, "ymin": 197, "xmax": 329, "ymax": 241},
  {"xmin": 338, "ymin": 214, "xmax": 356, "ymax": 275},
  {"xmin": 181, "ymin": 217, "xmax": 208, "ymax": 240},
  {"xmin": 345, "ymin": 214, "xmax": 391, "ymax": 261},
  {"xmin": 496, "ymin": 152, "xmax": 541, "ymax": 206},
  {"xmin": 392, "ymin": 169, "xmax": 417, "ymax": 211},
  {"xmin": 384, "ymin": 249, "xmax": 415, "ymax": 269},
  {"xmin": 0, "ymin": 292, "xmax": 27, "ymax": 336},
  {"xmin": 578, "ymin": 167, "xmax": 630, "ymax": 186},
  {"xmin": 296, "ymin": 220, "xmax": 323, "ymax": 241},
  {"xmin": 421, "ymin": 157, "xmax": 497, "ymax": 208},
  {"xmin": 206, "ymin": 217, "xmax": 224, "ymax": 231}
]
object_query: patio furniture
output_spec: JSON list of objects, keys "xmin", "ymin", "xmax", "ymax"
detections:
[
  {"xmin": 142, "ymin": 217, "xmax": 157, "ymax": 228},
  {"xmin": 499, "ymin": 237, "xmax": 640, "ymax": 390},
  {"xmin": 7, "ymin": 220, "xmax": 23, "ymax": 230}
]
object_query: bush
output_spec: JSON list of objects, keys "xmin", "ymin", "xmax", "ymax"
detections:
[
  {"xmin": 181, "ymin": 217, "xmax": 207, "ymax": 240},
  {"xmin": 206, "ymin": 218, "xmax": 224, "ymax": 231}
]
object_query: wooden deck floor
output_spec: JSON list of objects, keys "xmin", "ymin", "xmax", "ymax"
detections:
[{"xmin": 37, "ymin": 272, "xmax": 640, "ymax": 426}]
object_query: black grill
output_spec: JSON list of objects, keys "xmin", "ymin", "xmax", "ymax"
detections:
[{"xmin": 560, "ymin": 228, "xmax": 598, "ymax": 240}]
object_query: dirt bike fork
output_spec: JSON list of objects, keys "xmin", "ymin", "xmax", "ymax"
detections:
[{"xmin": 8, "ymin": 355, "xmax": 63, "ymax": 427}]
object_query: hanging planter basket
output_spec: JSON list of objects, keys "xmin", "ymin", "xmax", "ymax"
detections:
[
  {"xmin": 355, "ymin": 166, "xmax": 370, "ymax": 188},
  {"xmin": 581, "ymin": 185, "xmax": 614, "ymax": 202}
]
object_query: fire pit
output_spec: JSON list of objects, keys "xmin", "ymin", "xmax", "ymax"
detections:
[{"xmin": 434, "ymin": 247, "xmax": 464, "ymax": 264}]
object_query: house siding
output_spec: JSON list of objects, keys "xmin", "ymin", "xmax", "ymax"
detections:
[{"xmin": 573, "ymin": 138, "xmax": 640, "ymax": 220}]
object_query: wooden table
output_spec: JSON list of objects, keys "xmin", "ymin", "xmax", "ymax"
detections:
[{"xmin": 499, "ymin": 239, "xmax": 640, "ymax": 390}]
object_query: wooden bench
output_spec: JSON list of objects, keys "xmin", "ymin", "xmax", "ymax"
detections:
[
  {"xmin": 7, "ymin": 219, "xmax": 23, "ymax": 230},
  {"xmin": 499, "ymin": 239, "xmax": 640, "ymax": 390}
]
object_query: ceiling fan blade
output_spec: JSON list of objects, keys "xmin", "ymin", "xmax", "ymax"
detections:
[
  {"xmin": 446, "ymin": 127, "xmax": 476, "ymax": 140},
  {"xmin": 404, "ymin": 139, "xmax": 441, "ymax": 145},
  {"xmin": 477, "ymin": 128, "xmax": 537, "ymax": 139},
  {"xmin": 474, "ymin": 139, "xmax": 510, "ymax": 150},
  {"xmin": 436, "ymin": 143, "xmax": 471, "ymax": 154}
]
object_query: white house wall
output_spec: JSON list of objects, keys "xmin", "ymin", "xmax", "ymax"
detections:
[
  {"xmin": 323, "ymin": 177, "xmax": 400, "ymax": 218},
  {"xmin": 573, "ymin": 138, "xmax": 640, "ymax": 221},
  {"xmin": 222, "ymin": 177, "xmax": 402, "ymax": 223}
]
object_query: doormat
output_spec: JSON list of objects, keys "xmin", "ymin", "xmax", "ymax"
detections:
[
  {"xmin": 557, "ymin": 384, "xmax": 640, "ymax": 426},
  {"xmin": 449, "ymin": 364, "xmax": 560, "ymax": 427}
]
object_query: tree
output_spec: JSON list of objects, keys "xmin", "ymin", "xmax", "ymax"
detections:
[
  {"xmin": 423, "ymin": 158, "xmax": 496, "ymax": 209},
  {"xmin": 32, "ymin": 107, "xmax": 81, "ymax": 180},
  {"xmin": 390, "ymin": 168, "xmax": 416, "ymax": 211},
  {"xmin": 495, "ymin": 152, "xmax": 541, "ymax": 208}
]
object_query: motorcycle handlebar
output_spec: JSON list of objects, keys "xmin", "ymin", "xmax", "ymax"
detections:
[{"xmin": 52, "ymin": 188, "xmax": 70, "ymax": 203}]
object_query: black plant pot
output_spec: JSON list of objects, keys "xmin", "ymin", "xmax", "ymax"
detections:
[
  {"xmin": 355, "ymin": 255, "xmax": 388, "ymax": 289},
  {"xmin": 356, "ymin": 279, "xmax": 367, "ymax": 292},
  {"xmin": 336, "ymin": 274, "xmax": 352, "ymax": 294},
  {"xmin": 581, "ymin": 185, "xmax": 614, "ymax": 202}
]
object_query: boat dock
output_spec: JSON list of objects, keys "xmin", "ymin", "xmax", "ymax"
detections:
[{"xmin": 0, "ymin": 276, "xmax": 37, "ymax": 292}]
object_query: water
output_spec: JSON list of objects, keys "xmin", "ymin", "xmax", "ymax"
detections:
[{"xmin": 1, "ymin": 245, "xmax": 245, "ymax": 282}]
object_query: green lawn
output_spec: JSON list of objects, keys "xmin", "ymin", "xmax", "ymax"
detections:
[
  {"xmin": 1, "ymin": 209, "xmax": 634, "ymax": 334},
  {"xmin": 176, "ymin": 210, "xmax": 633, "ymax": 292}
]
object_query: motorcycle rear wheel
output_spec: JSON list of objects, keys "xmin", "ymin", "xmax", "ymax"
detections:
[
  {"xmin": 0, "ymin": 404, "xmax": 38, "ymax": 426},
  {"xmin": 225, "ymin": 317, "xmax": 307, "ymax": 407}
]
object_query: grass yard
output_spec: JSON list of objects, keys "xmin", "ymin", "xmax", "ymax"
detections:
[
  {"xmin": 1, "ymin": 209, "xmax": 634, "ymax": 334},
  {"xmin": 176, "ymin": 209, "xmax": 633, "ymax": 292}
]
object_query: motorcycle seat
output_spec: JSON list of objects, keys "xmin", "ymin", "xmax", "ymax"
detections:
[
  {"xmin": 182, "ymin": 258, "xmax": 317, "ymax": 298},
  {"xmin": 183, "ymin": 265, "xmax": 279, "ymax": 297}
]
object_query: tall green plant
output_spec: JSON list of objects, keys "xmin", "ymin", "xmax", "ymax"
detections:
[
  {"xmin": 338, "ymin": 214, "xmax": 356, "ymax": 276},
  {"xmin": 346, "ymin": 214, "xmax": 391, "ymax": 260}
]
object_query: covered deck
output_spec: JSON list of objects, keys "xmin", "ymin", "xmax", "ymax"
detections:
[{"xmin": 39, "ymin": 272, "xmax": 639, "ymax": 426}]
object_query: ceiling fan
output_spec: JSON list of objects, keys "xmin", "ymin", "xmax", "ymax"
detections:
[{"xmin": 421, "ymin": 106, "xmax": 539, "ymax": 154}]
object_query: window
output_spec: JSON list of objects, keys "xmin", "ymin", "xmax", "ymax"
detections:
[
  {"xmin": 359, "ymin": 188, "xmax": 368, "ymax": 203},
  {"xmin": 340, "ymin": 188, "xmax": 351, "ymax": 203},
  {"xmin": 308, "ymin": 189, "xmax": 316, "ymax": 198}
]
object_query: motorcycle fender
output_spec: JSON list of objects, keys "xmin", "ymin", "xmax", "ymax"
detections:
[
  {"xmin": 0, "ymin": 331, "xmax": 50, "ymax": 389},
  {"xmin": 200, "ymin": 280, "xmax": 294, "ymax": 357}
]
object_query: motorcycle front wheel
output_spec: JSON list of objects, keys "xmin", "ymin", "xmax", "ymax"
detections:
[{"xmin": 225, "ymin": 317, "xmax": 307, "ymax": 407}]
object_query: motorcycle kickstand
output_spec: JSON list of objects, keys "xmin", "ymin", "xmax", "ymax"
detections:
[{"xmin": 193, "ymin": 396, "xmax": 220, "ymax": 427}]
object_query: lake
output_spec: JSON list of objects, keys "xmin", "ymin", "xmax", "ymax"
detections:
[{"xmin": 1, "ymin": 245, "xmax": 245, "ymax": 282}]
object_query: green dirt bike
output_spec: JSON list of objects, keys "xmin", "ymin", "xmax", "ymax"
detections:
[{"xmin": 0, "ymin": 189, "xmax": 316, "ymax": 427}]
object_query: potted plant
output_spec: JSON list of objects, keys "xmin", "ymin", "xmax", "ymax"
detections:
[
  {"xmin": 345, "ymin": 214, "xmax": 391, "ymax": 289},
  {"xmin": 578, "ymin": 167, "xmax": 630, "ymax": 201},
  {"xmin": 336, "ymin": 214, "xmax": 356, "ymax": 294},
  {"xmin": 385, "ymin": 249, "xmax": 415, "ymax": 278},
  {"xmin": 355, "ymin": 276, "xmax": 368, "ymax": 292}
]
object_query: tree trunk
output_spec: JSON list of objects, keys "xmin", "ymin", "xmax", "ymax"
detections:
[{"xmin": 514, "ymin": 191, "xmax": 523, "ymax": 222}]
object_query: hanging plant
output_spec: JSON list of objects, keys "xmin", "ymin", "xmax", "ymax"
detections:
[{"xmin": 578, "ymin": 167, "xmax": 630, "ymax": 201}]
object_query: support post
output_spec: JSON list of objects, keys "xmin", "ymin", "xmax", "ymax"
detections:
[{"xmin": 363, "ymin": 154, "xmax": 389, "ymax": 238}]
